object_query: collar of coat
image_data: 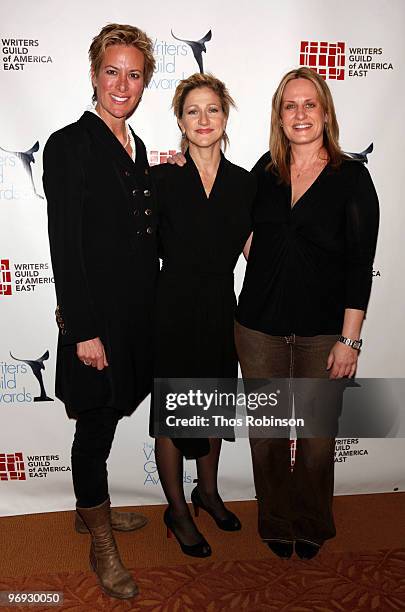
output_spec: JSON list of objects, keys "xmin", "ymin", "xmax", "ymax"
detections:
[{"xmin": 78, "ymin": 111, "xmax": 147, "ymax": 174}]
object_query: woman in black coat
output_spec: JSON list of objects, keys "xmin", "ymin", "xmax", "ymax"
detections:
[{"xmin": 43, "ymin": 24, "xmax": 158, "ymax": 600}]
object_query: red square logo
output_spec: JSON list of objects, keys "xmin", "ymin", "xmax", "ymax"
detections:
[
  {"xmin": 0, "ymin": 452, "xmax": 26, "ymax": 481},
  {"xmin": 299, "ymin": 41, "xmax": 346, "ymax": 80},
  {"xmin": 0, "ymin": 259, "xmax": 12, "ymax": 296},
  {"xmin": 149, "ymin": 150, "xmax": 159, "ymax": 166},
  {"xmin": 149, "ymin": 150, "xmax": 179, "ymax": 166}
]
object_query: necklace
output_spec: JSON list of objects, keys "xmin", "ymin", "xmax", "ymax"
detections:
[
  {"xmin": 295, "ymin": 165, "xmax": 314, "ymax": 179},
  {"xmin": 293, "ymin": 156, "xmax": 326, "ymax": 179}
]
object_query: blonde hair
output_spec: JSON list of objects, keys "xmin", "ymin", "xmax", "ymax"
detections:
[
  {"xmin": 269, "ymin": 67, "xmax": 344, "ymax": 183},
  {"xmin": 172, "ymin": 73, "xmax": 235, "ymax": 152},
  {"xmin": 89, "ymin": 23, "xmax": 155, "ymax": 101}
]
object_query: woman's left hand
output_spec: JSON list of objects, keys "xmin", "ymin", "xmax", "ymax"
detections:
[
  {"xmin": 167, "ymin": 152, "xmax": 186, "ymax": 166},
  {"xmin": 326, "ymin": 342, "xmax": 358, "ymax": 379}
]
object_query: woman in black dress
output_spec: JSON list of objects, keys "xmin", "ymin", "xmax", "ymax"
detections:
[
  {"xmin": 151, "ymin": 73, "xmax": 255, "ymax": 557},
  {"xmin": 235, "ymin": 67, "xmax": 379, "ymax": 560},
  {"xmin": 44, "ymin": 24, "xmax": 158, "ymax": 599}
]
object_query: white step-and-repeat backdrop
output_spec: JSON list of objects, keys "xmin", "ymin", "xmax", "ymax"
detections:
[{"xmin": 1, "ymin": 0, "xmax": 404, "ymax": 516}]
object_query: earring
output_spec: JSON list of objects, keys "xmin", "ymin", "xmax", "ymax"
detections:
[{"xmin": 181, "ymin": 132, "xmax": 186, "ymax": 139}]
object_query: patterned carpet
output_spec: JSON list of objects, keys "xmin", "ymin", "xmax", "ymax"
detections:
[{"xmin": 1, "ymin": 548, "xmax": 404, "ymax": 611}]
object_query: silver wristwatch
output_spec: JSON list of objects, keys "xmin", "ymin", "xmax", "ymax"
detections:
[{"xmin": 338, "ymin": 335, "xmax": 362, "ymax": 350}]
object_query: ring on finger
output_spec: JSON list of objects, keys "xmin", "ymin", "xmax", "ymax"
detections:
[{"xmin": 83, "ymin": 360, "xmax": 91, "ymax": 366}]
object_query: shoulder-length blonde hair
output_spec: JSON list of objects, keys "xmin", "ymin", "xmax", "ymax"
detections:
[
  {"xmin": 172, "ymin": 73, "xmax": 235, "ymax": 153},
  {"xmin": 269, "ymin": 67, "xmax": 344, "ymax": 183}
]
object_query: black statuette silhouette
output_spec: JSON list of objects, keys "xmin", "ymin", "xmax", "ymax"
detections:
[
  {"xmin": 10, "ymin": 350, "xmax": 53, "ymax": 402},
  {"xmin": 345, "ymin": 143, "xmax": 373, "ymax": 164},
  {"xmin": 171, "ymin": 29, "xmax": 212, "ymax": 73},
  {"xmin": 0, "ymin": 141, "xmax": 44, "ymax": 198}
]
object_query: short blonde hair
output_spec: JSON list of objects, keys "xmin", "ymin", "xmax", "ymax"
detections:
[
  {"xmin": 89, "ymin": 23, "xmax": 155, "ymax": 101},
  {"xmin": 172, "ymin": 73, "xmax": 235, "ymax": 152},
  {"xmin": 269, "ymin": 67, "xmax": 344, "ymax": 183}
]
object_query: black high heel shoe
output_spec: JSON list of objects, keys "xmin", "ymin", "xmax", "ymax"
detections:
[
  {"xmin": 295, "ymin": 540, "xmax": 321, "ymax": 560},
  {"xmin": 163, "ymin": 508, "xmax": 211, "ymax": 558},
  {"xmin": 266, "ymin": 540, "xmax": 293, "ymax": 559},
  {"xmin": 191, "ymin": 487, "xmax": 241, "ymax": 532}
]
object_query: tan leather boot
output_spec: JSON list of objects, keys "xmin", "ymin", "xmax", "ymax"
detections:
[
  {"xmin": 75, "ymin": 508, "xmax": 147, "ymax": 533},
  {"xmin": 77, "ymin": 498, "xmax": 138, "ymax": 599}
]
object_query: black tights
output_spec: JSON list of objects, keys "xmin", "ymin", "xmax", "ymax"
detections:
[
  {"xmin": 71, "ymin": 407, "xmax": 120, "ymax": 508},
  {"xmin": 155, "ymin": 437, "xmax": 229, "ymax": 545}
]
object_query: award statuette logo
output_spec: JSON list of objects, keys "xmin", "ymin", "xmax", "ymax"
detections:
[
  {"xmin": 171, "ymin": 29, "xmax": 212, "ymax": 73},
  {"xmin": 10, "ymin": 350, "xmax": 53, "ymax": 402},
  {"xmin": 345, "ymin": 143, "xmax": 373, "ymax": 163},
  {"xmin": 0, "ymin": 141, "xmax": 43, "ymax": 199}
]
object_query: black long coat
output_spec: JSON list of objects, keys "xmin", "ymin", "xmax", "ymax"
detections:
[{"xmin": 43, "ymin": 111, "xmax": 158, "ymax": 416}]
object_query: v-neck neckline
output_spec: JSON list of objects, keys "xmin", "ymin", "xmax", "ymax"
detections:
[
  {"xmin": 186, "ymin": 149, "xmax": 224, "ymax": 201},
  {"xmin": 290, "ymin": 162, "xmax": 329, "ymax": 210}
]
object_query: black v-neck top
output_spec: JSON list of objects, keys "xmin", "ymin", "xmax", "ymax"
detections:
[
  {"xmin": 236, "ymin": 152, "xmax": 379, "ymax": 336},
  {"xmin": 151, "ymin": 150, "xmax": 255, "ymax": 378},
  {"xmin": 152, "ymin": 150, "xmax": 255, "ymax": 277}
]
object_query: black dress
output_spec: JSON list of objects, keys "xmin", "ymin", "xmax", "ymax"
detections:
[{"xmin": 151, "ymin": 150, "xmax": 255, "ymax": 457}]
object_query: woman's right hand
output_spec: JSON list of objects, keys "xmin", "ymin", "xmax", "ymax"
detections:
[
  {"xmin": 167, "ymin": 152, "xmax": 187, "ymax": 166},
  {"xmin": 76, "ymin": 337, "xmax": 108, "ymax": 370}
]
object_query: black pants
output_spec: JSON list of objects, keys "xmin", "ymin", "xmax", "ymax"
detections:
[
  {"xmin": 235, "ymin": 321, "xmax": 338, "ymax": 545},
  {"xmin": 71, "ymin": 407, "xmax": 121, "ymax": 508}
]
